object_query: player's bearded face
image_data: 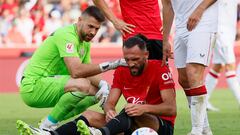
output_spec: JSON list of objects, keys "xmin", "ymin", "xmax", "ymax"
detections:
[
  {"xmin": 129, "ymin": 62, "xmax": 145, "ymax": 76},
  {"xmin": 123, "ymin": 45, "xmax": 148, "ymax": 76},
  {"xmin": 79, "ymin": 16, "xmax": 100, "ymax": 42},
  {"xmin": 80, "ymin": 29, "xmax": 94, "ymax": 42}
]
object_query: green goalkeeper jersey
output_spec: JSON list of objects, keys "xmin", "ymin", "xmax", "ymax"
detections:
[{"xmin": 23, "ymin": 24, "xmax": 91, "ymax": 83}]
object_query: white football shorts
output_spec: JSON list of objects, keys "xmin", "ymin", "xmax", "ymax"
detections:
[
  {"xmin": 212, "ymin": 43, "xmax": 236, "ymax": 64},
  {"xmin": 174, "ymin": 32, "xmax": 216, "ymax": 68}
]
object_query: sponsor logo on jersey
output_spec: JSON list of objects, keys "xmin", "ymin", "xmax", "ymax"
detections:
[
  {"xmin": 161, "ymin": 72, "xmax": 172, "ymax": 81},
  {"xmin": 126, "ymin": 96, "xmax": 145, "ymax": 104},
  {"xmin": 66, "ymin": 43, "xmax": 74, "ymax": 53}
]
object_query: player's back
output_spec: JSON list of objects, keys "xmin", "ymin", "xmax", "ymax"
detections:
[{"xmin": 23, "ymin": 25, "xmax": 79, "ymax": 78}]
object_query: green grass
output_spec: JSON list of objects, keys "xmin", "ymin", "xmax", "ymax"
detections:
[{"xmin": 1, "ymin": 89, "xmax": 240, "ymax": 135}]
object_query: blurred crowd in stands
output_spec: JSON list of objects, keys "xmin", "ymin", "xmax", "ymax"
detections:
[
  {"xmin": 0, "ymin": 0, "xmax": 122, "ymax": 47},
  {"xmin": 1, "ymin": 0, "xmax": 240, "ymax": 48}
]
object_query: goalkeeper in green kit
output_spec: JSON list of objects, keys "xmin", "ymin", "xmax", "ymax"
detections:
[{"xmin": 17, "ymin": 6, "xmax": 126, "ymax": 132}]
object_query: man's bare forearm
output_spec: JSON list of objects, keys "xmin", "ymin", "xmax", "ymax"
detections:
[
  {"xmin": 93, "ymin": 0, "xmax": 118, "ymax": 24},
  {"xmin": 197, "ymin": 0, "xmax": 217, "ymax": 11},
  {"xmin": 162, "ymin": 0, "xmax": 174, "ymax": 43}
]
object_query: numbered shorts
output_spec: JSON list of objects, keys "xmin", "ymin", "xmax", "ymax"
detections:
[
  {"xmin": 20, "ymin": 75, "xmax": 70, "ymax": 108},
  {"xmin": 174, "ymin": 32, "xmax": 216, "ymax": 68}
]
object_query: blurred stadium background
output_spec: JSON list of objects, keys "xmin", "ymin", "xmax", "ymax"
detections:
[{"xmin": 0, "ymin": 0, "xmax": 240, "ymax": 134}]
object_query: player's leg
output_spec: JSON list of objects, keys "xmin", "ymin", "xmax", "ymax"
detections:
[
  {"xmin": 205, "ymin": 36, "xmax": 230, "ymax": 111},
  {"xmin": 225, "ymin": 63, "xmax": 240, "ymax": 105},
  {"xmin": 16, "ymin": 120, "xmax": 51, "ymax": 135},
  {"xmin": 173, "ymin": 34, "xmax": 192, "ymax": 108},
  {"xmin": 146, "ymin": 39, "xmax": 163, "ymax": 60},
  {"xmin": 78, "ymin": 109, "xmax": 133, "ymax": 135},
  {"xmin": 219, "ymin": 44, "xmax": 240, "ymax": 106},
  {"xmin": 40, "ymin": 76, "xmax": 98, "ymax": 131},
  {"xmin": 63, "ymin": 96, "xmax": 97, "ymax": 120},
  {"xmin": 185, "ymin": 63, "xmax": 208, "ymax": 135},
  {"xmin": 205, "ymin": 64, "xmax": 222, "ymax": 111},
  {"xmin": 174, "ymin": 34, "xmax": 203, "ymax": 134},
  {"xmin": 20, "ymin": 76, "xmax": 71, "ymax": 131},
  {"xmin": 132, "ymin": 114, "xmax": 174, "ymax": 135},
  {"xmin": 42, "ymin": 110, "xmax": 104, "ymax": 135},
  {"xmin": 62, "ymin": 75, "xmax": 103, "ymax": 120},
  {"xmin": 77, "ymin": 110, "xmax": 106, "ymax": 135},
  {"xmin": 185, "ymin": 32, "xmax": 216, "ymax": 135},
  {"xmin": 17, "ymin": 112, "xmax": 101, "ymax": 135}
]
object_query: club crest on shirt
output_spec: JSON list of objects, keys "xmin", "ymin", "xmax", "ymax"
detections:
[{"xmin": 66, "ymin": 43, "xmax": 74, "ymax": 53}]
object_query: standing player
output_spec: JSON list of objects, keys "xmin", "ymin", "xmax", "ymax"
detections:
[
  {"xmin": 162, "ymin": 0, "xmax": 218, "ymax": 135},
  {"xmin": 205, "ymin": 0, "xmax": 240, "ymax": 111},
  {"xmin": 17, "ymin": 6, "xmax": 126, "ymax": 132},
  {"xmin": 16, "ymin": 34, "xmax": 176, "ymax": 135},
  {"xmin": 93, "ymin": 0, "xmax": 164, "ymax": 60}
]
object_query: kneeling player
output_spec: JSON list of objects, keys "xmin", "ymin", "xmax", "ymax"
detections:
[{"xmin": 16, "ymin": 34, "xmax": 176, "ymax": 135}]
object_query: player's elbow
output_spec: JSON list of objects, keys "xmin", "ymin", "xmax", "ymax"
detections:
[
  {"xmin": 71, "ymin": 73, "xmax": 78, "ymax": 79},
  {"xmin": 165, "ymin": 105, "xmax": 177, "ymax": 116},
  {"xmin": 169, "ymin": 106, "xmax": 177, "ymax": 116}
]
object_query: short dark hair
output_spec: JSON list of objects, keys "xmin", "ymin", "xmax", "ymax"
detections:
[
  {"xmin": 123, "ymin": 34, "xmax": 148, "ymax": 51},
  {"xmin": 82, "ymin": 6, "xmax": 105, "ymax": 23}
]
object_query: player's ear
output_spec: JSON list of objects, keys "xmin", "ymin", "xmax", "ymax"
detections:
[{"xmin": 144, "ymin": 51, "xmax": 149, "ymax": 59}]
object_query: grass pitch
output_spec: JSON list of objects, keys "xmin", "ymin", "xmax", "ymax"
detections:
[{"xmin": 0, "ymin": 89, "xmax": 240, "ymax": 135}]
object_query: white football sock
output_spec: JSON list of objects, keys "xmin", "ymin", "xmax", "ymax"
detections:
[
  {"xmin": 205, "ymin": 69, "xmax": 220, "ymax": 102},
  {"xmin": 203, "ymin": 112, "xmax": 210, "ymax": 129},
  {"xmin": 39, "ymin": 117, "xmax": 58, "ymax": 130},
  {"xmin": 226, "ymin": 71, "xmax": 240, "ymax": 104},
  {"xmin": 191, "ymin": 95, "xmax": 207, "ymax": 134}
]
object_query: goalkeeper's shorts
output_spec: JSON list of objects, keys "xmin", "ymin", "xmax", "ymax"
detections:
[{"xmin": 20, "ymin": 75, "xmax": 70, "ymax": 108}]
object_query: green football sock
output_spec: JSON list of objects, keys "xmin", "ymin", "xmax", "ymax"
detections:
[
  {"xmin": 50, "ymin": 92, "xmax": 87, "ymax": 122},
  {"xmin": 63, "ymin": 96, "xmax": 98, "ymax": 120}
]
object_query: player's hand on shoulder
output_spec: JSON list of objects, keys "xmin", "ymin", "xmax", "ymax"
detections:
[
  {"xmin": 112, "ymin": 58, "xmax": 128, "ymax": 68},
  {"xmin": 99, "ymin": 58, "xmax": 127, "ymax": 72}
]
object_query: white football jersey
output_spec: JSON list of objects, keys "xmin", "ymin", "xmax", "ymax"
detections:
[
  {"xmin": 171, "ymin": 0, "xmax": 218, "ymax": 36},
  {"xmin": 217, "ymin": 0, "xmax": 238, "ymax": 45}
]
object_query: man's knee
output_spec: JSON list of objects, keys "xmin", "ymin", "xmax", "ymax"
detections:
[
  {"xmin": 178, "ymin": 76, "xmax": 189, "ymax": 88},
  {"xmin": 177, "ymin": 68, "xmax": 189, "ymax": 88},
  {"xmin": 225, "ymin": 63, "xmax": 235, "ymax": 71},
  {"xmin": 133, "ymin": 114, "xmax": 159, "ymax": 131},
  {"xmin": 212, "ymin": 64, "xmax": 224, "ymax": 72},
  {"xmin": 65, "ymin": 78, "xmax": 92, "ymax": 94},
  {"xmin": 82, "ymin": 110, "xmax": 106, "ymax": 127},
  {"xmin": 186, "ymin": 64, "xmax": 205, "ymax": 86}
]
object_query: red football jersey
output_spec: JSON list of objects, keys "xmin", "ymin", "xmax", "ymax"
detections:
[
  {"xmin": 119, "ymin": 0, "xmax": 163, "ymax": 40},
  {"xmin": 112, "ymin": 60, "xmax": 176, "ymax": 125}
]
